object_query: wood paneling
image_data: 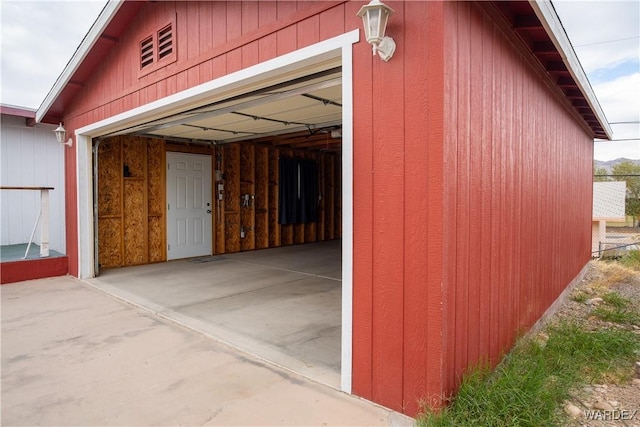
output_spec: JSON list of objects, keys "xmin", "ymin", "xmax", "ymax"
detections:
[
  {"xmin": 123, "ymin": 179, "xmax": 147, "ymax": 265},
  {"xmin": 240, "ymin": 144, "xmax": 255, "ymax": 251},
  {"xmin": 97, "ymin": 139, "xmax": 122, "ymax": 217},
  {"xmin": 148, "ymin": 216, "xmax": 164, "ymax": 263},
  {"xmin": 400, "ymin": 1, "xmax": 445, "ymax": 415},
  {"xmin": 97, "ymin": 138, "xmax": 122, "ymax": 269},
  {"xmin": 268, "ymin": 146, "xmax": 280, "ymax": 247},
  {"xmin": 65, "ymin": 1, "xmax": 344, "ymax": 122},
  {"xmin": 281, "ymin": 149, "xmax": 294, "ymax": 246},
  {"xmin": 147, "ymin": 142, "xmax": 165, "ymax": 216},
  {"xmin": 347, "ymin": 0, "xmax": 594, "ymax": 415},
  {"xmin": 122, "ymin": 137, "xmax": 146, "ymax": 178},
  {"xmin": 214, "ymin": 141, "xmax": 341, "ymax": 255},
  {"xmin": 255, "ymin": 146, "xmax": 269, "ymax": 249},
  {"xmin": 98, "ymin": 217, "xmax": 122, "ymax": 268},
  {"xmin": 369, "ymin": 0, "xmax": 406, "ymax": 409},
  {"xmin": 97, "ymin": 136, "xmax": 166, "ymax": 269},
  {"xmin": 440, "ymin": 0, "xmax": 594, "ymax": 401},
  {"xmin": 223, "ymin": 143, "xmax": 241, "ymax": 252}
]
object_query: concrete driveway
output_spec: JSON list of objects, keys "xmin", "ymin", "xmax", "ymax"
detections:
[
  {"xmin": 1, "ymin": 276, "xmax": 412, "ymax": 426},
  {"xmin": 84, "ymin": 240, "xmax": 343, "ymax": 389}
]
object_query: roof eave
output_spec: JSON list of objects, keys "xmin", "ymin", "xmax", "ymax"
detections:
[
  {"xmin": 529, "ymin": 0, "xmax": 613, "ymax": 140},
  {"xmin": 35, "ymin": 0, "xmax": 124, "ymax": 124}
]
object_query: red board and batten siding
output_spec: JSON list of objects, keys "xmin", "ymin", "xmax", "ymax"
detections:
[
  {"xmin": 62, "ymin": 1, "xmax": 349, "ymax": 278},
  {"xmin": 350, "ymin": 1, "xmax": 449, "ymax": 414},
  {"xmin": 58, "ymin": 0, "xmax": 595, "ymax": 418},
  {"xmin": 62, "ymin": 0, "xmax": 449, "ymax": 414},
  {"xmin": 441, "ymin": 1, "xmax": 594, "ymax": 396}
]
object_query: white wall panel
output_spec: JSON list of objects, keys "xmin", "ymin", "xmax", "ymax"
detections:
[{"xmin": 0, "ymin": 114, "xmax": 66, "ymax": 252}]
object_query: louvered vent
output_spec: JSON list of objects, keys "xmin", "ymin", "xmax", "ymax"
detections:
[
  {"xmin": 158, "ymin": 24, "xmax": 173, "ymax": 60},
  {"xmin": 138, "ymin": 18, "xmax": 176, "ymax": 77},
  {"xmin": 140, "ymin": 36, "xmax": 154, "ymax": 68}
]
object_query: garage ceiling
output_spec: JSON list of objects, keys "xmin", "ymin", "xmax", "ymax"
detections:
[{"xmin": 109, "ymin": 67, "xmax": 343, "ymax": 152}]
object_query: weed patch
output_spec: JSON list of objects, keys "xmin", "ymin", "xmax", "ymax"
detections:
[
  {"xmin": 571, "ymin": 292, "xmax": 588, "ymax": 304},
  {"xmin": 418, "ymin": 323, "xmax": 639, "ymax": 427},
  {"xmin": 592, "ymin": 291, "xmax": 640, "ymax": 325},
  {"xmin": 618, "ymin": 250, "xmax": 640, "ymax": 271}
]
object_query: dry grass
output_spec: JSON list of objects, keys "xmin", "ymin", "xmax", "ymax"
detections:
[{"xmin": 589, "ymin": 262, "xmax": 638, "ymax": 290}]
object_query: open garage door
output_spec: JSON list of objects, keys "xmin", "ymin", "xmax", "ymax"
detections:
[
  {"xmin": 78, "ymin": 32, "xmax": 357, "ymax": 392},
  {"xmin": 94, "ymin": 67, "xmax": 342, "ymax": 267}
]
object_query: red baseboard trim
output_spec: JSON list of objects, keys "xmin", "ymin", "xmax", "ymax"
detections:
[{"xmin": 1, "ymin": 257, "xmax": 69, "ymax": 284}]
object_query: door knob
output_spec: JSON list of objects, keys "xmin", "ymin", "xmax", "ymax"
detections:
[{"xmin": 206, "ymin": 209, "xmax": 212, "ymax": 214}]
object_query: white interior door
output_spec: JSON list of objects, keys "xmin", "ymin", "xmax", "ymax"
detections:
[{"xmin": 166, "ymin": 152, "xmax": 212, "ymax": 260}]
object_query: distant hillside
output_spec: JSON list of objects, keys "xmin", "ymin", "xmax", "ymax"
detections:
[{"xmin": 594, "ymin": 158, "xmax": 640, "ymax": 173}]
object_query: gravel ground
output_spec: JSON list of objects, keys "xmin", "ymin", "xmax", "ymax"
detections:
[{"xmin": 557, "ymin": 260, "xmax": 640, "ymax": 427}]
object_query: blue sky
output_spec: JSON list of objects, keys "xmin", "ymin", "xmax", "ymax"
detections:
[{"xmin": 1, "ymin": 0, "xmax": 638, "ymax": 161}]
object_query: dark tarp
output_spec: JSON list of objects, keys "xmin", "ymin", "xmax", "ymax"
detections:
[{"xmin": 278, "ymin": 157, "xmax": 318, "ymax": 224}]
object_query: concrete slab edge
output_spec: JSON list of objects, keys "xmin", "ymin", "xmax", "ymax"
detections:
[{"xmin": 81, "ymin": 277, "xmax": 415, "ymax": 426}]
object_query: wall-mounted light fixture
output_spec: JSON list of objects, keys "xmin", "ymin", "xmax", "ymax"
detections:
[
  {"xmin": 54, "ymin": 123, "xmax": 73, "ymax": 147},
  {"xmin": 357, "ymin": 0, "xmax": 396, "ymax": 62}
]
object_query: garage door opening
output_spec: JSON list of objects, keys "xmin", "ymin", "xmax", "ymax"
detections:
[
  {"xmin": 77, "ymin": 32, "xmax": 357, "ymax": 391},
  {"xmin": 91, "ymin": 122, "xmax": 343, "ymax": 388}
]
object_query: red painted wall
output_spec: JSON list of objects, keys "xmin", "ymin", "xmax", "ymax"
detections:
[
  {"xmin": 441, "ymin": 1, "xmax": 594, "ymax": 396},
  {"xmin": 58, "ymin": 0, "xmax": 595, "ymax": 418},
  {"xmin": 351, "ymin": 1, "xmax": 447, "ymax": 415},
  {"xmin": 62, "ymin": 1, "xmax": 351, "ymax": 277}
]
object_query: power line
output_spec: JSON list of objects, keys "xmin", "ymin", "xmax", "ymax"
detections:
[
  {"xmin": 609, "ymin": 122, "xmax": 640, "ymax": 125},
  {"xmin": 595, "ymin": 138, "xmax": 640, "ymax": 142},
  {"xmin": 574, "ymin": 36, "xmax": 640, "ymax": 47}
]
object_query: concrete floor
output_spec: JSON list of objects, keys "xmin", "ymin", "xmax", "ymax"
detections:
[
  {"xmin": 2, "ymin": 275, "xmax": 414, "ymax": 426},
  {"xmin": 85, "ymin": 239, "xmax": 343, "ymax": 388}
]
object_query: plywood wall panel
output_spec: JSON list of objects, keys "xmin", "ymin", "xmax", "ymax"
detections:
[
  {"xmin": 123, "ymin": 179, "xmax": 147, "ymax": 265},
  {"xmin": 225, "ymin": 212, "xmax": 241, "ymax": 253},
  {"xmin": 147, "ymin": 140, "xmax": 165, "ymax": 216},
  {"xmin": 223, "ymin": 143, "xmax": 240, "ymax": 251},
  {"xmin": 294, "ymin": 223, "xmax": 305, "ymax": 245},
  {"xmin": 213, "ymin": 145, "xmax": 224, "ymax": 255},
  {"xmin": 98, "ymin": 136, "xmax": 169, "ymax": 268},
  {"xmin": 268, "ymin": 147, "xmax": 281, "ymax": 247},
  {"xmin": 240, "ymin": 182, "xmax": 255, "ymax": 251},
  {"xmin": 255, "ymin": 146, "xmax": 269, "ymax": 249},
  {"xmin": 148, "ymin": 216, "xmax": 164, "ymax": 263},
  {"xmin": 98, "ymin": 218, "xmax": 122, "ymax": 268},
  {"xmin": 123, "ymin": 137, "xmax": 147, "ymax": 178},
  {"xmin": 280, "ymin": 149, "xmax": 294, "ymax": 246},
  {"xmin": 97, "ymin": 139, "xmax": 122, "ymax": 217},
  {"xmin": 240, "ymin": 144, "xmax": 255, "ymax": 251},
  {"xmin": 223, "ymin": 144, "xmax": 240, "ymax": 214}
]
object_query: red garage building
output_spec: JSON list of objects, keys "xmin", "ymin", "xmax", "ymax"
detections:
[{"xmin": 36, "ymin": 0, "xmax": 611, "ymax": 416}]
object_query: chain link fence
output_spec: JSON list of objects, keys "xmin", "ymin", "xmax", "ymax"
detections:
[{"xmin": 593, "ymin": 227, "xmax": 640, "ymax": 258}]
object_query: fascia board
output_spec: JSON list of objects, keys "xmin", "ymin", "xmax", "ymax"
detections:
[{"xmin": 529, "ymin": 0, "xmax": 613, "ymax": 139}]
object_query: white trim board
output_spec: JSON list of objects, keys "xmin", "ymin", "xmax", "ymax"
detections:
[
  {"xmin": 75, "ymin": 29, "xmax": 359, "ymax": 394},
  {"xmin": 529, "ymin": 0, "xmax": 612, "ymax": 139}
]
